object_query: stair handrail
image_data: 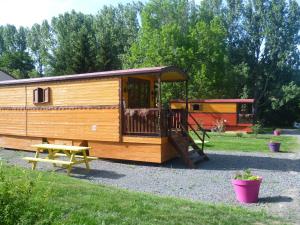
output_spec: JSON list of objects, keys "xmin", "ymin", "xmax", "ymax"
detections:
[
  {"xmin": 168, "ymin": 108, "xmax": 188, "ymax": 134},
  {"xmin": 188, "ymin": 112, "xmax": 210, "ymax": 139},
  {"xmin": 168, "ymin": 109, "xmax": 204, "ymax": 142}
]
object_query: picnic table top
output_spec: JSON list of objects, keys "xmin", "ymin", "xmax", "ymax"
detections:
[{"xmin": 32, "ymin": 144, "xmax": 91, "ymax": 152}]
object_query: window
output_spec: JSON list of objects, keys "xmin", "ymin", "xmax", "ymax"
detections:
[
  {"xmin": 33, "ymin": 87, "xmax": 50, "ymax": 104},
  {"xmin": 192, "ymin": 103, "xmax": 202, "ymax": 111},
  {"xmin": 237, "ymin": 103, "xmax": 254, "ymax": 124},
  {"xmin": 127, "ymin": 78, "xmax": 150, "ymax": 108}
]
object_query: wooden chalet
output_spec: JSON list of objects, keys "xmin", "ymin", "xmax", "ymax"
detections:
[
  {"xmin": 0, "ymin": 66, "xmax": 208, "ymax": 168},
  {"xmin": 170, "ymin": 99, "xmax": 255, "ymax": 132}
]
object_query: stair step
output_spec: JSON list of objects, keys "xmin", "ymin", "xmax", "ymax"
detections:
[
  {"xmin": 189, "ymin": 150, "xmax": 208, "ymax": 164},
  {"xmin": 169, "ymin": 128, "xmax": 209, "ymax": 168}
]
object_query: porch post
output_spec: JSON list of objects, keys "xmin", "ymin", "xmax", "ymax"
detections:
[
  {"xmin": 184, "ymin": 79, "xmax": 189, "ymax": 132},
  {"xmin": 158, "ymin": 74, "xmax": 162, "ymax": 136},
  {"xmin": 185, "ymin": 79, "xmax": 188, "ymax": 112}
]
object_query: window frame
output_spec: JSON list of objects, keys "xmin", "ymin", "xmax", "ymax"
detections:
[
  {"xmin": 33, "ymin": 87, "xmax": 51, "ymax": 104},
  {"xmin": 191, "ymin": 103, "xmax": 202, "ymax": 111}
]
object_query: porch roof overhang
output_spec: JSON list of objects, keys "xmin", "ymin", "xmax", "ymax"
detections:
[{"xmin": 0, "ymin": 66, "xmax": 187, "ymax": 86}]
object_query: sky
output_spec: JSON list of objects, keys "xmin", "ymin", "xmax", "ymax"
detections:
[
  {"xmin": 0, "ymin": 0, "xmax": 299, "ymax": 27},
  {"xmin": 0, "ymin": 0, "xmax": 143, "ymax": 27}
]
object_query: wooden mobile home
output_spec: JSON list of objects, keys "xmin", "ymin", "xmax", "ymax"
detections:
[
  {"xmin": 170, "ymin": 99, "xmax": 255, "ymax": 132},
  {"xmin": 0, "ymin": 66, "xmax": 208, "ymax": 168}
]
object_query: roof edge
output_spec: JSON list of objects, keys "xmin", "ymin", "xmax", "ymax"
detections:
[
  {"xmin": 170, "ymin": 99, "xmax": 255, "ymax": 103},
  {"xmin": 0, "ymin": 66, "xmax": 186, "ymax": 86}
]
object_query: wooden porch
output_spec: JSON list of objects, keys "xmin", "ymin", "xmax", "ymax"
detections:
[
  {"xmin": 119, "ymin": 71, "xmax": 209, "ymax": 168},
  {"xmin": 122, "ymin": 107, "xmax": 209, "ymax": 168}
]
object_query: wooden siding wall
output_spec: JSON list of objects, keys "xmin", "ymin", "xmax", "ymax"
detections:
[
  {"xmin": 0, "ymin": 135, "xmax": 43, "ymax": 151},
  {"xmin": 188, "ymin": 113, "xmax": 237, "ymax": 127},
  {"xmin": 89, "ymin": 137, "xmax": 177, "ymax": 163},
  {"xmin": 0, "ymin": 78, "xmax": 120, "ymax": 142},
  {"xmin": 0, "ymin": 86, "xmax": 26, "ymax": 106},
  {"xmin": 27, "ymin": 109, "xmax": 119, "ymax": 141},
  {"xmin": 0, "ymin": 110, "xmax": 26, "ymax": 135},
  {"xmin": 171, "ymin": 102, "xmax": 237, "ymax": 113},
  {"xmin": 26, "ymin": 79, "xmax": 119, "ymax": 106}
]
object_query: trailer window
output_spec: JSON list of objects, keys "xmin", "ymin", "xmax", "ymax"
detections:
[
  {"xmin": 33, "ymin": 87, "xmax": 50, "ymax": 104},
  {"xmin": 192, "ymin": 103, "xmax": 202, "ymax": 111}
]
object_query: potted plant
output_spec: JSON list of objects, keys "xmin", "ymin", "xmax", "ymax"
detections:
[
  {"xmin": 232, "ymin": 169, "xmax": 262, "ymax": 203},
  {"xmin": 268, "ymin": 140, "xmax": 281, "ymax": 152},
  {"xmin": 273, "ymin": 128, "xmax": 281, "ymax": 136}
]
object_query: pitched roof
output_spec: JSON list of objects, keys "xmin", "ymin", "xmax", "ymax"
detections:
[
  {"xmin": 0, "ymin": 66, "xmax": 187, "ymax": 86},
  {"xmin": 0, "ymin": 71, "xmax": 15, "ymax": 81}
]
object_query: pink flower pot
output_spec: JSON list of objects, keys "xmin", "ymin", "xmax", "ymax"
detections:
[
  {"xmin": 273, "ymin": 130, "xmax": 280, "ymax": 136},
  {"xmin": 232, "ymin": 178, "xmax": 262, "ymax": 203}
]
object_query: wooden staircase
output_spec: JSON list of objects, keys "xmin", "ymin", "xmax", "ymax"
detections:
[{"xmin": 168, "ymin": 110, "xmax": 209, "ymax": 168}]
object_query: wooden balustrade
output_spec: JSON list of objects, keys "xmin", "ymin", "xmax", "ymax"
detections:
[
  {"xmin": 123, "ymin": 108, "xmax": 160, "ymax": 135},
  {"xmin": 238, "ymin": 113, "xmax": 254, "ymax": 124},
  {"xmin": 168, "ymin": 109, "xmax": 187, "ymax": 131},
  {"xmin": 123, "ymin": 108, "xmax": 187, "ymax": 136}
]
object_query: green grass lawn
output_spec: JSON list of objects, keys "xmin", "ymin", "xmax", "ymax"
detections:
[
  {"xmin": 0, "ymin": 164, "xmax": 287, "ymax": 225},
  {"xmin": 191, "ymin": 132, "xmax": 298, "ymax": 152}
]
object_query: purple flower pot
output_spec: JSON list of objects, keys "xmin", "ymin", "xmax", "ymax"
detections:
[
  {"xmin": 268, "ymin": 142, "xmax": 281, "ymax": 152},
  {"xmin": 232, "ymin": 178, "xmax": 262, "ymax": 203}
]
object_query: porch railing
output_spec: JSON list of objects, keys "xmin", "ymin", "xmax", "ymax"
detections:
[
  {"xmin": 237, "ymin": 113, "xmax": 254, "ymax": 124},
  {"xmin": 122, "ymin": 108, "xmax": 187, "ymax": 136},
  {"xmin": 168, "ymin": 109, "xmax": 187, "ymax": 131},
  {"xmin": 123, "ymin": 108, "xmax": 161, "ymax": 135}
]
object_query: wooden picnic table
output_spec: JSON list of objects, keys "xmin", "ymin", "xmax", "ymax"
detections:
[{"xmin": 23, "ymin": 144, "xmax": 96, "ymax": 175}]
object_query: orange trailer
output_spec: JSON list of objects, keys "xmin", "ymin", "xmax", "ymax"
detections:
[{"xmin": 170, "ymin": 99, "xmax": 255, "ymax": 132}]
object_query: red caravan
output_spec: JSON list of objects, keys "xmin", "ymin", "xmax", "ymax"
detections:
[{"xmin": 170, "ymin": 99, "xmax": 255, "ymax": 133}]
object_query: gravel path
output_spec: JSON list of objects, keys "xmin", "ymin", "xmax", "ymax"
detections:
[{"xmin": 1, "ymin": 131, "xmax": 300, "ymax": 223}]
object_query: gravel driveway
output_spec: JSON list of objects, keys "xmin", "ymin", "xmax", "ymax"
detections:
[{"xmin": 1, "ymin": 135, "xmax": 300, "ymax": 223}]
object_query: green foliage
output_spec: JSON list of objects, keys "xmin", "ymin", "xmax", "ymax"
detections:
[
  {"xmin": 225, "ymin": 0, "xmax": 300, "ymax": 125},
  {"xmin": 0, "ymin": 164, "xmax": 51, "ymax": 225},
  {"xmin": 234, "ymin": 169, "xmax": 260, "ymax": 181},
  {"xmin": 95, "ymin": 3, "xmax": 141, "ymax": 71},
  {"xmin": 191, "ymin": 132, "xmax": 297, "ymax": 152},
  {"xmin": 251, "ymin": 122, "xmax": 263, "ymax": 135},
  {"xmin": 50, "ymin": 11, "xmax": 98, "ymax": 75},
  {"xmin": 0, "ymin": 51, "xmax": 34, "ymax": 78},
  {"xmin": 123, "ymin": 0, "xmax": 232, "ymax": 100},
  {"xmin": 0, "ymin": 164, "xmax": 282, "ymax": 225},
  {"xmin": 235, "ymin": 132, "xmax": 243, "ymax": 138}
]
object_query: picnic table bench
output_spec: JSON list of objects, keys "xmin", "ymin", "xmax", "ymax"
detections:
[{"xmin": 23, "ymin": 144, "xmax": 97, "ymax": 175}]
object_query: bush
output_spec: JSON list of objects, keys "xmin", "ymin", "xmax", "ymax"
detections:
[
  {"xmin": 212, "ymin": 119, "xmax": 226, "ymax": 132},
  {"xmin": 0, "ymin": 164, "xmax": 51, "ymax": 225},
  {"xmin": 236, "ymin": 132, "xmax": 243, "ymax": 138},
  {"xmin": 251, "ymin": 122, "xmax": 263, "ymax": 135}
]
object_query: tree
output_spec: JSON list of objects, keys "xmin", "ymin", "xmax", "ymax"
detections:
[
  {"xmin": 27, "ymin": 21, "xmax": 53, "ymax": 76},
  {"xmin": 94, "ymin": 3, "xmax": 141, "ymax": 71},
  {"xmin": 0, "ymin": 51, "xmax": 34, "ymax": 78},
  {"xmin": 50, "ymin": 11, "xmax": 98, "ymax": 75},
  {"xmin": 123, "ymin": 0, "xmax": 231, "ymax": 101},
  {"xmin": 224, "ymin": 0, "xmax": 300, "ymax": 124},
  {"xmin": 0, "ymin": 25, "xmax": 35, "ymax": 78}
]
